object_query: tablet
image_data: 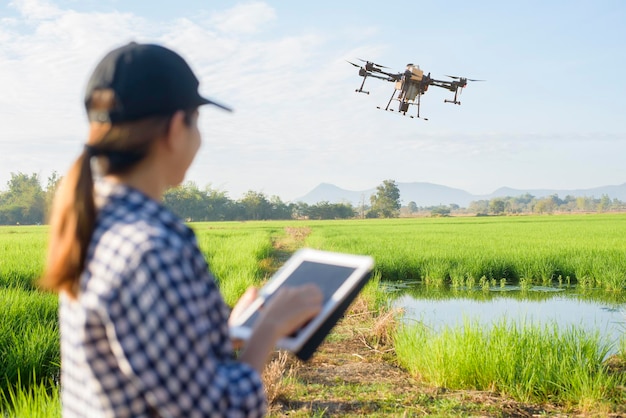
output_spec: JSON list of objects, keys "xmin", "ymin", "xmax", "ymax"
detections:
[{"xmin": 229, "ymin": 248, "xmax": 374, "ymax": 360}]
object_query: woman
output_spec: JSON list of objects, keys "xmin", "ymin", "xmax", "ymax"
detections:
[{"xmin": 41, "ymin": 42, "xmax": 322, "ymax": 417}]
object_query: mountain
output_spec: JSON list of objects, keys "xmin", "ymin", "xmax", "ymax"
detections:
[
  {"xmin": 293, "ymin": 182, "xmax": 626, "ymax": 207},
  {"xmin": 293, "ymin": 182, "xmax": 475, "ymax": 207},
  {"xmin": 293, "ymin": 183, "xmax": 372, "ymax": 206}
]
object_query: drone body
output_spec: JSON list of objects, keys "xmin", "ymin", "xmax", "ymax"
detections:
[{"xmin": 348, "ymin": 59, "xmax": 483, "ymax": 120}]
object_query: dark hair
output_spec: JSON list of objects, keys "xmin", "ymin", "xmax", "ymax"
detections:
[{"xmin": 40, "ymin": 89, "xmax": 194, "ymax": 298}]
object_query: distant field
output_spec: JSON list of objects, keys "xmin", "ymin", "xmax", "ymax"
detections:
[
  {"xmin": 198, "ymin": 213, "xmax": 626, "ymax": 291},
  {"xmin": 2, "ymin": 213, "xmax": 625, "ymax": 291},
  {"xmin": 1, "ymin": 213, "xmax": 625, "ymax": 414}
]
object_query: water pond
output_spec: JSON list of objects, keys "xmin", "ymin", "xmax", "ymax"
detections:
[{"xmin": 389, "ymin": 282, "xmax": 626, "ymax": 351}]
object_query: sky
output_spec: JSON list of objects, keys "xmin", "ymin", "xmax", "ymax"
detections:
[{"xmin": 1, "ymin": 0, "xmax": 625, "ymax": 202}]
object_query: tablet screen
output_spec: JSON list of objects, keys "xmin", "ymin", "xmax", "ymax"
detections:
[{"xmin": 239, "ymin": 260, "xmax": 358, "ymax": 329}]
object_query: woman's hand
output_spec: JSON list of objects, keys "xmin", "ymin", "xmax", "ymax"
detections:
[
  {"xmin": 228, "ymin": 286, "xmax": 258, "ymax": 327},
  {"xmin": 257, "ymin": 284, "xmax": 323, "ymax": 340},
  {"xmin": 237, "ymin": 284, "xmax": 323, "ymax": 373}
]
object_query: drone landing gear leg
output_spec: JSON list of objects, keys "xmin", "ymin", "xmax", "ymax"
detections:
[
  {"xmin": 383, "ymin": 89, "xmax": 396, "ymax": 111},
  {"xmin": 413, "ymin": 93, "xmax": 427, "ymax": 120},
  {"xmin": 356, "ymin": 76, "xmax": 369, "ymax": 94},
  {"xmin": 444, "ymin": 89, "xmax": 461, "ymax": 105}
]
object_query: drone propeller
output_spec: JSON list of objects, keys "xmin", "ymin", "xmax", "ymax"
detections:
[
  {"xmin": 358, "ymin": 58, "xmax": 390, "ymax": 69},
  {"xmin": 445, "ymin": 75, "xmax": 485, "ymax": 82},
  {"xmin": 347, "ymin": 60, "xmax": 361, "ymax": 68}
]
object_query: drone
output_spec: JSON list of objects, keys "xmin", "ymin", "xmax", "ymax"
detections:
[{"xmin": 348, "ymin": 59, "xmax": 483, "ymax": 120}]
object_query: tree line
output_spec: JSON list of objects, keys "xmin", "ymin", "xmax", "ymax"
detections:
[
  {"xmin": 4, "ymin": 172, "xmax": 621, "ymax": 225},
  {"xmin": 404, "ymin": 193, "xmax": 626, "ymax": 217},
  {"xmin": 468, "ymin": 193, "xmax": 626, "ymax": 215},
  {"xmin": 0, "ymin": 173, "xmax": 403, "ymax": 225}
]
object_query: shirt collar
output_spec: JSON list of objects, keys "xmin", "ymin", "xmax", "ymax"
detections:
[{"xmin": 94, "ymin": 179, "xmax": 192, "ymax": 238}]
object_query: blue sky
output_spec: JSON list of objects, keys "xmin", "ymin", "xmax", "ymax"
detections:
[{"xmin": 1, "ymin": 0, "xmax": 624, "ymax": 201}]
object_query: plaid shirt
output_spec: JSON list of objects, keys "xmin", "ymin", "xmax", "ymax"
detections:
[{"xmin": 59, "ymin": 181, "xmax": 266, "ymax": 417}]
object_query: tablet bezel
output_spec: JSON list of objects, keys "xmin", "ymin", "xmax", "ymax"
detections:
[{"xmin": 228, "ymin": 248, "xmax": 374, "ymax": 353}]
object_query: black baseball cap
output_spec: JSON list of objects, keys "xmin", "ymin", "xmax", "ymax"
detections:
[{"xmin": 85, "ymin": 42, "xmax": 232, "ymax": 123}]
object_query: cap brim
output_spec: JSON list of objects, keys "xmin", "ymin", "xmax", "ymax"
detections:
[{"xmin": 200, "ymin": 96, "xmax": 233, "ymax": 112}]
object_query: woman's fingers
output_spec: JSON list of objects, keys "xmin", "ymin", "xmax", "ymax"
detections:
[
  {"xmin": 228, "ymin": 286, "xmax": 258, "ymax": 326},
  {"xmin": 259, "ymin": 284, "xmax": 323, "ymax": 338}
]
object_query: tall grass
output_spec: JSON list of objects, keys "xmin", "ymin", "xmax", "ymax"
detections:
[
  {"xmin": 192, "ymin": 223, "xmax": 277, "ymax": 305},
  {"xmin": 0, "ymin": 287, "xmax": 59, "ymax": 416},
  {"xmin": 1, "ymin": 375, "xmax": 60, "ymax": 418},
  {"xmin": 0, "ymin": 226, "xmax": 47, "ymax": 289},
  {"xmin": 395, "ymin": 317, "xmax": 626, "ymax": 410}
]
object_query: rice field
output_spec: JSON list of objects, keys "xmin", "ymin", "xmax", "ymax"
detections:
[
  {"xmin": 1, "ymin": 213, "xmax": 625, "ymax": 414},
  {"xmin": 299, "ymin": 214, "xmax": 626, "ymax": 291}
]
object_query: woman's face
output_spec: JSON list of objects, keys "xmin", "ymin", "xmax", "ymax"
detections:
[
  {"xmin": 185, "ymin": 110, "xmax": 202, "ymax": 167},
  {"xmin": 171, "ymin": 109, "xmax": 201, "ymax": 186}
]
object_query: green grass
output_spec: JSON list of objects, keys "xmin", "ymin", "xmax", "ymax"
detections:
[
  {"xmin": 395, "ymin": 317, "xmax": 626, "ymax": 411},
  {"xmin": 1, "ymin": 375, "xmax": 60, "ymax": 418},
  {"xmin": 0, "ymin": 287, "xmax": 59, "ymax": 416},
  {"xmin": 192, "ymin": 223, "xmax": 277, "ymax": 305},
  {"xmin": 296, "ymin": 214, "xmax": 626, "ymax": 291},
  {"xmin": 0, "ymin": 226, "xmax": 48, "ymax": 289}
]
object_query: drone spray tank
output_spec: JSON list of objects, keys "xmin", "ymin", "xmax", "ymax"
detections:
[{"xmin": 397, "ymin": 64, "xmax": 425, "ymax": 102}]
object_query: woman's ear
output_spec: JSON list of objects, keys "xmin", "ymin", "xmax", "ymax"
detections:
[{"xmin": 162, "ymin": 110, "xmax": 187, "ymax": 151}]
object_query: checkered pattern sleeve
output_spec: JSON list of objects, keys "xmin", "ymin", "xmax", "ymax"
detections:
[{"xmin": 100, "ymin": 234, "xmax": 266, "ymax": 417}]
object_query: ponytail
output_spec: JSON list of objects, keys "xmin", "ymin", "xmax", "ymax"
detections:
[{"xmin": 40, "ymin": 148, "xmax": 96, "ymax": 298}]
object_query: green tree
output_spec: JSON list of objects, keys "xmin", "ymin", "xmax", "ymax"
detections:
[
  {"xmin": 268, "ymin": 195, "xmax": 293, "ymax": 220},
  {"xmin": 430, "ymin": 205, "xmax": 450, "ymax": 217},
  {"xmin": 597, "ymin": 194, "xmax": 611, "ymax": 212},
  {"xmin": 407, "ymin": 201, "xmax": 418, "ymax": 213},
  {"xmin": 468, "ymin": 200, "xmax": 489, "ymax": 215},
  {"xmin": 298, "ymin": 201, "xmax": 355, "ymax": 220},
  {"xmin": 163, "ymin": 182, "xmax": 207, "ymax": 221},
  {"xmin": 0, "ymin": 172, "xmax": 45, "ymax": 224},
  {"xmin": 239, "ymin": 191, "xmax": 271, "ymax": 220},
  {"xmin": 534, "ymin": 197, "xmax": 557, "ymax": 214},
  {"xmin": 369, "ymin": 179, "xmax": 401, "ymax": 218},
  {"xmin": 44, "ymin": 171, "xmax": 62, "ymax": 221},
  {"xmin": 489, "ymin": 198, "xmax": 506, "ymax": 215},
  {"xmin": 204, "ymin": 187, "xmax": 233, "ymax": 220}
]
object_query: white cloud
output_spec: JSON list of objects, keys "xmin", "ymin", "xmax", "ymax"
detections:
[
  {"xmin": 208, "ymin": 1, "xmax": 276, "ymax": 35},
  {"xmin": 0, "ymin": 5, "xmax": 161, "ymax": 144},
  {"xmin": 0, "ymin": 1, "xmax": 367, "ymax": 196},
  {"xmin": 9, "ymin": 0, "xmax": 62, "ymax": 20}
]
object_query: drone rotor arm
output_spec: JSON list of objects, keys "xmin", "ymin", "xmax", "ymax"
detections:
[
  {"xmin": 365, "ymin": 72, "xmax": 399, "ymax": 82},
  {"xmin": 430, "ymin": 80, "xmax": 457, "ymax": 91},
  {"xmin": 365, "ymin": 66, "xmax": 401, "ymax": 80}
]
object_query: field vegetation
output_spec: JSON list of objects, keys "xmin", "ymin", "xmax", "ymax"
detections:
[
  {"xmin": 1, "ymin": 214, "xmax": 625, "ymax": 416},
  {"xmin": 395, "ymin": 318, "xmax": 624, "ymax": 413}
]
